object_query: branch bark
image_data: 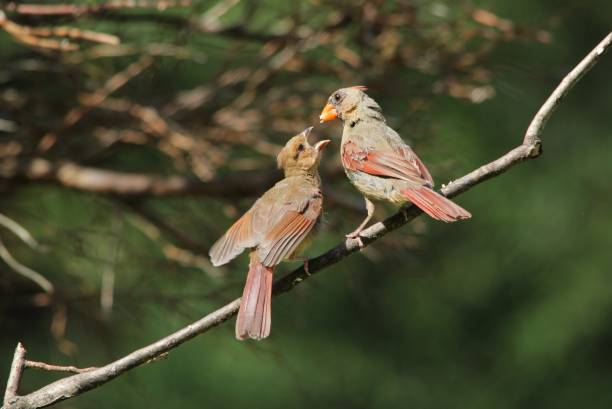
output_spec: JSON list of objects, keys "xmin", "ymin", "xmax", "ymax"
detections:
[
  {"xmin": 2, "ymin": 31, "xmax": 610, "ymax": 409},
  {"xmin": 0, "ymin": 158, "xmax": 280, "ymax": 197},
  {"xmin": 23, "ymin": 361, "xmax": 96, "ymax": 375},
  {"xmin": 0, "ymin": 159, "xmax": 355, "ymax": 206},
  {"xmin": 3, "ymin": 344, "xmax": 25, "ymax": 407}
]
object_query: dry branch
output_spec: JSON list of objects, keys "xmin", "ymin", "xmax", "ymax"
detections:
[
  {"xmin": 0, "ymin": 214, "xmax": 42, "ymax": 251},
  {"xmin": 37, "ymin": 56, "xmax": 154, "ymax": 152},
  {"xmin": 26, "ymin": 26, "xmax": 119, "ymax": 45},
  {"xmin": 0, "ymin": 12, "xmax": 78, "ymax": 51},
  {"xmin": 0, "ymin": 238, "xmax": 53, "ymax": 294},
  {"xmin": 2, "ymin": 344, "xmax": 25, "ymax": 407},
  {"xmin": 24, "ymin": 361, "xmax": 96, "ymax": 375},
  {"xmin": 2, "ymin": 31, "xmax": 610, "ymax": 409},
  {"xmin": 5, "ymin": 1, "xmax": 191, "ymax": 16},
  {"xmin": 0, "ymin": 158, "xmax": 280, "ymax": 197}
]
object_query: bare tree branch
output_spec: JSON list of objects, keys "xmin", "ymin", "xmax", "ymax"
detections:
[
  {"xmin": 38, "ymin": 56, "xmax": 154, "ymax": 152},
  {"xmin": 0, "ymin": 158, "xmax": 280, "ymax": 197},
  {"xmin": 0, "ymin": 238, "xmax": 54, "ymax": 294},
  {"xmin": 4, "ymin": 2, "xmax": 352, "ymax": 44},
  {"xmin": 2, "ymin": 300, "xmax": 241, "ymax": 409},
  {"xmin": 1, "ymin": 158, "xmax": 356, "ymax": 206},
  {"xmin": 2, "ymin": 31, "xmax": 610, "ymax": 409},
  {"xmin": 24, "ymin": 26, "xmax": 119, "ymax": 45},
  {"xmin": 0, "ymin": 213, "xmax": 42, "ymax": 251},
  {"xmin": 3, "ymin": 344, "xmax": 25, "ymax": 407},
  {"xmin": 524, "ymin": 33, "xmax": 612, "ymax": 145},
  {"xmin": 0, "ymin": 212, "xmax": 51, "ymax": 292},
  {"xmin": 24, "ymin": 361, "xmax": 96, "ymax": 375},
  {"xmin": 0, "ymin": 10, "xmax": 78, "ymax": 51},
  {"xmin": 4, "ymin": 1, "xmax": 192, "ymax": 16}
]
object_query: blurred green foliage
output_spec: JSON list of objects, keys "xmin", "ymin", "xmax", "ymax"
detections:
[{"xmin": 1, "ymin": 0, "xmax": 612, "ymax": 408}]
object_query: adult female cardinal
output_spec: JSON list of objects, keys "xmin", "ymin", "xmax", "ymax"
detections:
[
  {"xmin": 209, "ymin": 127, "xmax": 330, "ymax": 340},
  {"xmin": 319, "ymin": 86, "xmax": 470, "ymax": 242}
]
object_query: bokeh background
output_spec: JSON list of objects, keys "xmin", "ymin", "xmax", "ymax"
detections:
[{"xmin": 1, "ymin": 1, "xmax": 611, "ymax": 408}]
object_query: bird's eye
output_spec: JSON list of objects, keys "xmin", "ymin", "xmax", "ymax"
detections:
[
  {"xmin": 333, "ymin": 93, "xmax": 341, "ymax": 101},
  {"xmin": 297, "ymin": 143, "xmax": 305, "ymax": 152}
]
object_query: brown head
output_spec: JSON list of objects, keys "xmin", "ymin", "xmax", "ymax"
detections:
[
  {"xmin": 277, "ymin": 127, "xmax": 330, "ymax": 177},
  {"xmin": 319, "ymin": 86, "xmax": 383, "ymax": 124}
]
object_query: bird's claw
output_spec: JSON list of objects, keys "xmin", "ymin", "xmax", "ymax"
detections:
[
  {"xmin": 345, "ymin": 231, "xmax": 365, "ymax": 248},
  {"xmin": 302, "ymin": 259, "xmax": 310, "ymax": 276}
]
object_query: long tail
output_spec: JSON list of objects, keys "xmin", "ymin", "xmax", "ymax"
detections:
[
  {"xmin": 236, "ymin": 252, "xmax": 274, "ymax": 340},
  {"xmin": 401, "ymin": 186, "xmax": 471, "ymax": 222}
]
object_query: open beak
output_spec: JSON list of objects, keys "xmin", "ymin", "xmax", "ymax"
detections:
[
  {"xmin": 319, "ymin": 103, "xmax": 338, "ymax": 123},
  {"xmin": 314, "ymin": 139, "xmax": 331, "ymax": 152},
  {"xmin": 300, "ymin": 126, "xmax": 314, "ymax": 139}
]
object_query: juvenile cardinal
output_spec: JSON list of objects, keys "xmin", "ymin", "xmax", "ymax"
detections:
[
  {"xmin": 209, "ymin": 127, "xmax": 329, "ymax": 340},
  {"xmin": 319, "ymin": 86, "xmax": 470, "ymax": 242}
]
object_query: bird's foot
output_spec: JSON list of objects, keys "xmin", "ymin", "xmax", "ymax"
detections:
[
  {"xmin": 302, "ymin": 259, "xmax": 310, "ymax": 276},
  {"xmin": 345, "ymin": 230, "xmax": 365, "ymax": 248},
  {"xmin": 292, "ymin": 256, "xmax": 311, "ymax": 276}
]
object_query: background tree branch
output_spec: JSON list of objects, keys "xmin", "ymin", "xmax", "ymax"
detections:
[
  {"xmin": 0, "ymin": 158, "xmax": 280, "ymax": 197},
  {"xmin": 2, "ymin": 31, "xmax": 610, "ymax": 409}
]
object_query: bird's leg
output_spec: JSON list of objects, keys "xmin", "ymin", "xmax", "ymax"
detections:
[
  {"xmin": 346, "ymin": 197, "xmax": 375, "ymax": 247},
  {"xmin": 290, "ymin": 256, "xmax": 310, "ymax": 276}
]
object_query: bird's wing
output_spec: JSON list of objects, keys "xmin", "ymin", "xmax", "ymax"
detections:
[
  {"xmin": 256, "ymin": 185, "xmax": 322, "ymax": 267},
  {"xmin": 209, "ymin": 207, "xmax": 259, "ymax": 267},
  {"xmin": 342, "ymin": 141, "xmax": 434, "ymax": 186},
  {"xmin": 209, "ymin": 179, "xmax": 288, "ymax": 266},
  {"xmin": 209, "ymin": 179, "xmax": 322, "ymax": 268}
]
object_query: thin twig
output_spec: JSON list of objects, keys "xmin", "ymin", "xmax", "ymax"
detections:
[
  {"xmin": 67, "ymin": 43, "xmax": 207, "ymax": 63},
  {"xmin": 24, "ymin": 361, "xmax": 96, "ymax": 375},
  {"xmin": 97, "ymin": 97, "xmax": 223, "ymax": 178},
  {"xmin": 0, "ymin": 213, "xmax": 42, "ymax": 251},
  {"xmin": 0, "ymin": 238, "xmax": 54, "ymax": 294},
  {"xmin": 524, "ymin": 32, "xmax": 612, "ymax": 145},
  {"xmin": 0, "ymin": 14, "xmax": 78, "ymax": 51},
  {"xmin": 37, "ymin": 56, "xmax": 154, "ymax": 152},
  {"xmin": 1, "ymin": 31, "xmax": 611, "ymax": 409},
  {"xmin": 101, "ymin": 210, "xmax": 123, "ymax": 318},
  {"xmin": 5, "ymin": 1, "xmax": 192, "ymax": 16},
  {"xmin": 26, "ymin": 27, "xmax": 120, "ymax": 45},
  {"xmin": 199, "ymin": 0, "xmax": 241, "ymax": 31},
  {"xmin": 0, "ymin": 6, "xmax": 121, "ymax": 53}
]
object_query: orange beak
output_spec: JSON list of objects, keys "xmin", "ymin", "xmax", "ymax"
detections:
[{"xmin": 319, "ymin": 103, "xmax": 338, "ymax": 123}]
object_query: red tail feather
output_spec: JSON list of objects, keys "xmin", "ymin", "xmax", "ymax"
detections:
[
  {"xmin": 236, "ymin": 253, "xmax": 274, "ymax": 340},
  {"xmin": 401, "ymin": 187, "xmax": 471, "ymax": 223}
]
